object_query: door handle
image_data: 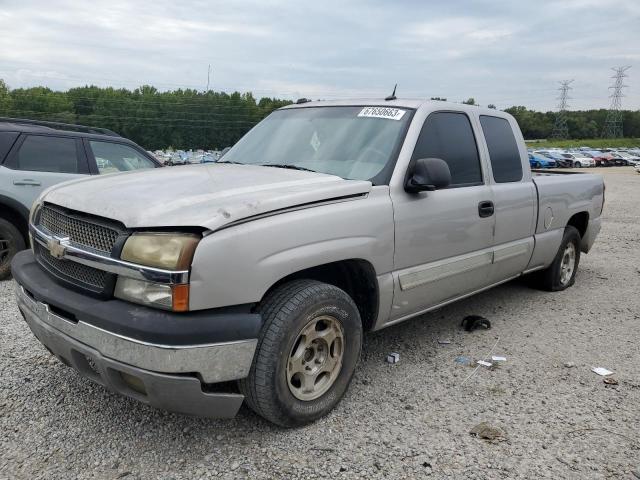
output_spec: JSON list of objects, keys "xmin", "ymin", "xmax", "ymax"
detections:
[
  {"xmin": 478, "ymin": 200, "xmax": 494, "ymax": 218},
  {"xmin": 13, "ymin": 179, "xmax": 42, "ymax": 186}
]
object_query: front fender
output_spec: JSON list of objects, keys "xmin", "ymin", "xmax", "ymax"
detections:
[{"xmin": 188, "ymin": 187, "xmax": 394, "ymax": 310}]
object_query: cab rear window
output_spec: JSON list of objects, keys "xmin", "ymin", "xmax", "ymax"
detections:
[{"xmin": 480, "ymin": 116, "xmax": 523, "ymax": 183}]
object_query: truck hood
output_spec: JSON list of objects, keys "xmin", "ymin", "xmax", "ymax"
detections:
[{"xmin": 42, "ymin": 164, "xmax": 372, "ymax": 230}]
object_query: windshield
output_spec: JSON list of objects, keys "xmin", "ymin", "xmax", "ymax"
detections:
[{"xmin": 221, "ymin": 106, "xmax": 412, "ymax": 182}]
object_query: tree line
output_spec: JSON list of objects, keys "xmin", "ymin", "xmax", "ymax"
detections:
[
  {"xmin": 1, "ymin": 80, "xmax": 638, "ymax": 150},
  {"xmin": 0, "ymin": 80, "xmax": 291, "ymax": 150}
]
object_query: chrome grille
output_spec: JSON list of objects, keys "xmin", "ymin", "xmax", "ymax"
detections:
[
  {"xmin": 35, "ymin": 244, "xmax": 107, "ymax": 292},
  {"xmin": 40, "ymin": 205, "xmax": 121, "ymax": 253}
]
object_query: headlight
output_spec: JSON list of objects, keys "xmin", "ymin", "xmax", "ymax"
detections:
[
  {"xmin": 121, "ymin": 233, "xmax": 200, "ymax": 270},
  {"xmin": 114, "ymin": 277, "xmax": 189, "ymax": 312},
  {"xmin": 116, "ymin": 233, "xmax": 199, "ymax": 311}
]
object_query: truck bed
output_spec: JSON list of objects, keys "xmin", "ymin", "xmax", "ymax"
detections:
[{"xmin": 532, "ymin": 171, "xmax": 604, "ymax": 236}]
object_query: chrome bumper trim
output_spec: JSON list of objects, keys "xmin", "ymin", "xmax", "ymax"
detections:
[
  {"xmin": 29, "ymin": 223, "xmax": 189, "ymax": 284},
  {"xmin": 16, "ymin": 283, "xmax": 257, "ymax": 384}
]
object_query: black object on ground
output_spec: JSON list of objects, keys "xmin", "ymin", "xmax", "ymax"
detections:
[{"xmin": 462, "ymin": 315, "xmax": 491, "ymax": 332}]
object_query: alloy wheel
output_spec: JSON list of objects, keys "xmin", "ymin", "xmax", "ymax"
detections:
[
  {"xmin": 286, "ymin": 315, "xmax": 345, "ymax": 401},
  {"xmin": 559, "ymin": 242, "xmax": 576, "ymax": 286}
]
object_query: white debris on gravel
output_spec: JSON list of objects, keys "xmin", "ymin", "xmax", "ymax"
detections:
[
  {"xmin": 386, "ymin": 352, "xmax": 400, "ymax": 364},
  {"xmin": 1, "ymin": 170, "xmax": 639, "ymax": 479}
]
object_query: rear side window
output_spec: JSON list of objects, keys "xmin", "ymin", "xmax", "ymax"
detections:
[
  {"xmin": 13, "ymin": 135, "xmax": 80, "ymax": 173},
  {"xmin": 480, "ymin": 116, "xmax": 523, "ymax": 183},
  {"xmin": 411, "ymin": 112, "xmax": 482, "ymax": 187},
  {"xmin": 89, "ymin": 141, "xmax": 156, "ymax": 174},
  {"xmin": 0, "ymin": 131, "xmax": 19, "ymax": 162}
]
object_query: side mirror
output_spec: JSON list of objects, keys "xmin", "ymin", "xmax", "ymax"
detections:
[{"xmin": 405, "ymin": 158, "xmax": 451, "ymax": 193}]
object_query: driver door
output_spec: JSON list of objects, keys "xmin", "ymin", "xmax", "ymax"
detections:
[{"xmin": 389, "ymin": 112, "xmax": 495, "ymax": 322}]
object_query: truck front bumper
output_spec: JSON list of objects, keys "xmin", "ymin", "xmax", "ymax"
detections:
[{"xmin": 12, "ymin": 250, "xmax": 261, "ymax": 419}]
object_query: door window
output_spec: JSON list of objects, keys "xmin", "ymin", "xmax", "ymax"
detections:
[
  {"xmin": 411, "ymin": 112, "xmax": 482, "ymax": 187},
  {"xmin": 13, "ymin": 135, "xmax": 79, "ymax": 173},
  {"xmin": 480, "ymin": 116, "xmax": 523, "ymax": 183},
  {"xmin": 89, "ymin": 141, "xmax": 156, "ymax": 174}
]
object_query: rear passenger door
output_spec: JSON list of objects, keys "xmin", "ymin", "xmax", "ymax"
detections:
[
  {"xmin": 390, "ymin": 111, "xmax": 496, "ymax": 321},
  {"xmin": 0, "ymin": 134, "xmax": 89, "ymax": 209},
  {"xmin": 479, "ymin": 115, "xmax": 536, "ymax": 283}
]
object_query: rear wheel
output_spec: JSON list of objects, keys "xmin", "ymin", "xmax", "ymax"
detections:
[
  {"xmin": 535, "ymin": 226, "xmax": 581, "ymax": 291},
  {"xmin": 0, "ymin": 218, "xmax": 26, "ymax": 280},
  {"xmin": 239, "ymin": 279, "xmax": 362, "ymax": 427}
]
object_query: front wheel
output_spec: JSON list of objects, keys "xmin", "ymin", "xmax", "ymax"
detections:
[
  {"xmin": 573, "ymin": 161, "xmax": 581, "ymax": 168},
  {"xmin": 536, "ymin": 226, "xmax": 581, "ymax": 291},
  {"xmin": 239, "ymin": 280, "xmax": 362, "ymax": 427}
]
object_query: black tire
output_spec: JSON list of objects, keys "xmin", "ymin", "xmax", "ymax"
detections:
[
  {"xmin": 0, "ymin": 218, "xmax": 26, "ymax": 281},
  {"xmin": 536, "ymin": 226, "xmax": 581, "ymax": 291},
  {"xmin": 239, "ymin": 279, "xmax": 362, "ymax": 427},
  {"xmin": 573, "ymin": 162, "xmax": 581, "ymax": 168}
]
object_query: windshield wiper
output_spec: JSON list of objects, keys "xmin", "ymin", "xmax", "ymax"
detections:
[
  {"xmin": 216, "ymin": 160, "xmax": 246, "ymax": 165},
  {"xmin": 259, "ymin": 163, "xmax": 318, "ymax": 173}
]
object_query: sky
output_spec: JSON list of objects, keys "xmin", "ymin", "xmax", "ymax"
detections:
[{"xmin": 1, "ymin": 0, "xmax": 639, "ymax": 111}]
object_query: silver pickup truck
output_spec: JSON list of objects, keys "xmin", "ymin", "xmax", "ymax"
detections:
[{"xmin": 11, "ymin": 99, "xmax": 604, "ymax": 427}]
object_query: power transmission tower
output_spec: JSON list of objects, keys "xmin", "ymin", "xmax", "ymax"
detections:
[
  {"xmin": 601, "ymin": 66, "xmax": 630, "ymax": 138},
  {"xmin": 550, "ymin": 80, "xmax": 573, "ymax": 139}
]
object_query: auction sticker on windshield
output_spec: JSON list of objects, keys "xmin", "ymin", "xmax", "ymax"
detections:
[{"xmin": 357, "ymin": 107, "xmax": 406, "ymax": 120}]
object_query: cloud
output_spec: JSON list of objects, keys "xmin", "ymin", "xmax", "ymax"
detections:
[{"xmin": 0, "ymin": 0, "xmax": 638, "ymax": 110}]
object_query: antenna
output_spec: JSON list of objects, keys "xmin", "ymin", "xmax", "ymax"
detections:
[
  {"xmin": 206, "ymin": 64, "xmax": 211, "ymax": 91},
  {"xmin": 550, "ymin": 80, "xmax": 573, "ymax": 139},
  {"xmin": 602, "ymin": 66, "xmax": 631, "ymax": 138},
  {"xmin": 385, "ymin": 84, "xmax": 397, "ymax": 101}
]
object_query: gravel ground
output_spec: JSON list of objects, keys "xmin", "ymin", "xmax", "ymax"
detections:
[{"xmin": 1, "ymin": 168, "xmax": 639, "ymax": 480}]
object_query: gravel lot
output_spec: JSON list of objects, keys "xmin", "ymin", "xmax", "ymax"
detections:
[{"xmin": 1, "ymin": 168, "xmax": 639, "ymax": 480}]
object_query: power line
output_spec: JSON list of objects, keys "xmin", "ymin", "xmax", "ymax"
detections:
[
  {"xmin": 601, "ymin": 66, "xmax": 631, "ymax": 138},
  {"xmin": 7, "ymin": 110, "xmax": 259, "ymax": 126},
  {"xmin": 550, "ymin": 80, "xmax": 573, "ymax": 139},
  {"xmin": 6, "ymin": 92, "xmax": 280, "ymax": 110}
]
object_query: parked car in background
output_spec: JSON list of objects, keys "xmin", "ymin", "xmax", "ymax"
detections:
[
  {"xmin": 606, "ymin": 152, "xmax": 628, "ymax": 166},
  {"xmin": 199, "ymin": 153, "xmax": 218, "ymax": 163},
  {"xmin": 560, "ymin": 152, "xmax": 595, "ymax": 168},
  {"xmin": 528, "ymin": 153, "xmax": 556, "ymax": 168},
  {"xmin": 584, "ymin": 150, "xmax": 613, "ymax": 167},
  {"xmin": 0, "ymin": 117, "xmax": 161, "ymax": 279},
  {"xmin": 534, "ymin": 150, "xmax": 571, "ymax": 167},
  {"xmin": 613, "ymin": 151, "xmax": 640, "ymax": 166}
]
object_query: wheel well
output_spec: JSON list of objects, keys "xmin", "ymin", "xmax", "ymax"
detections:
[
  {"xmin": 567, "ymin": 211, "xmax": 588, "ymax": 238},
  {"xmin": 264, "ymin": 260, "xmax": 379, "ymax": 331},
  {"xmin": 0, "ymin": 203, "xmax": 29, "ymax": 244}
]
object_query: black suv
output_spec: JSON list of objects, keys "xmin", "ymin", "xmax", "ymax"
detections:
[{"xmin": 0, "ymin": 118, "xmax": 162, "ymax": 280}]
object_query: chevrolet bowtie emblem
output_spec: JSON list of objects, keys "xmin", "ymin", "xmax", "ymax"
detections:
[{"xmin": 47, "ymin": 237, "xmax": 69, "ymax": 259}]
